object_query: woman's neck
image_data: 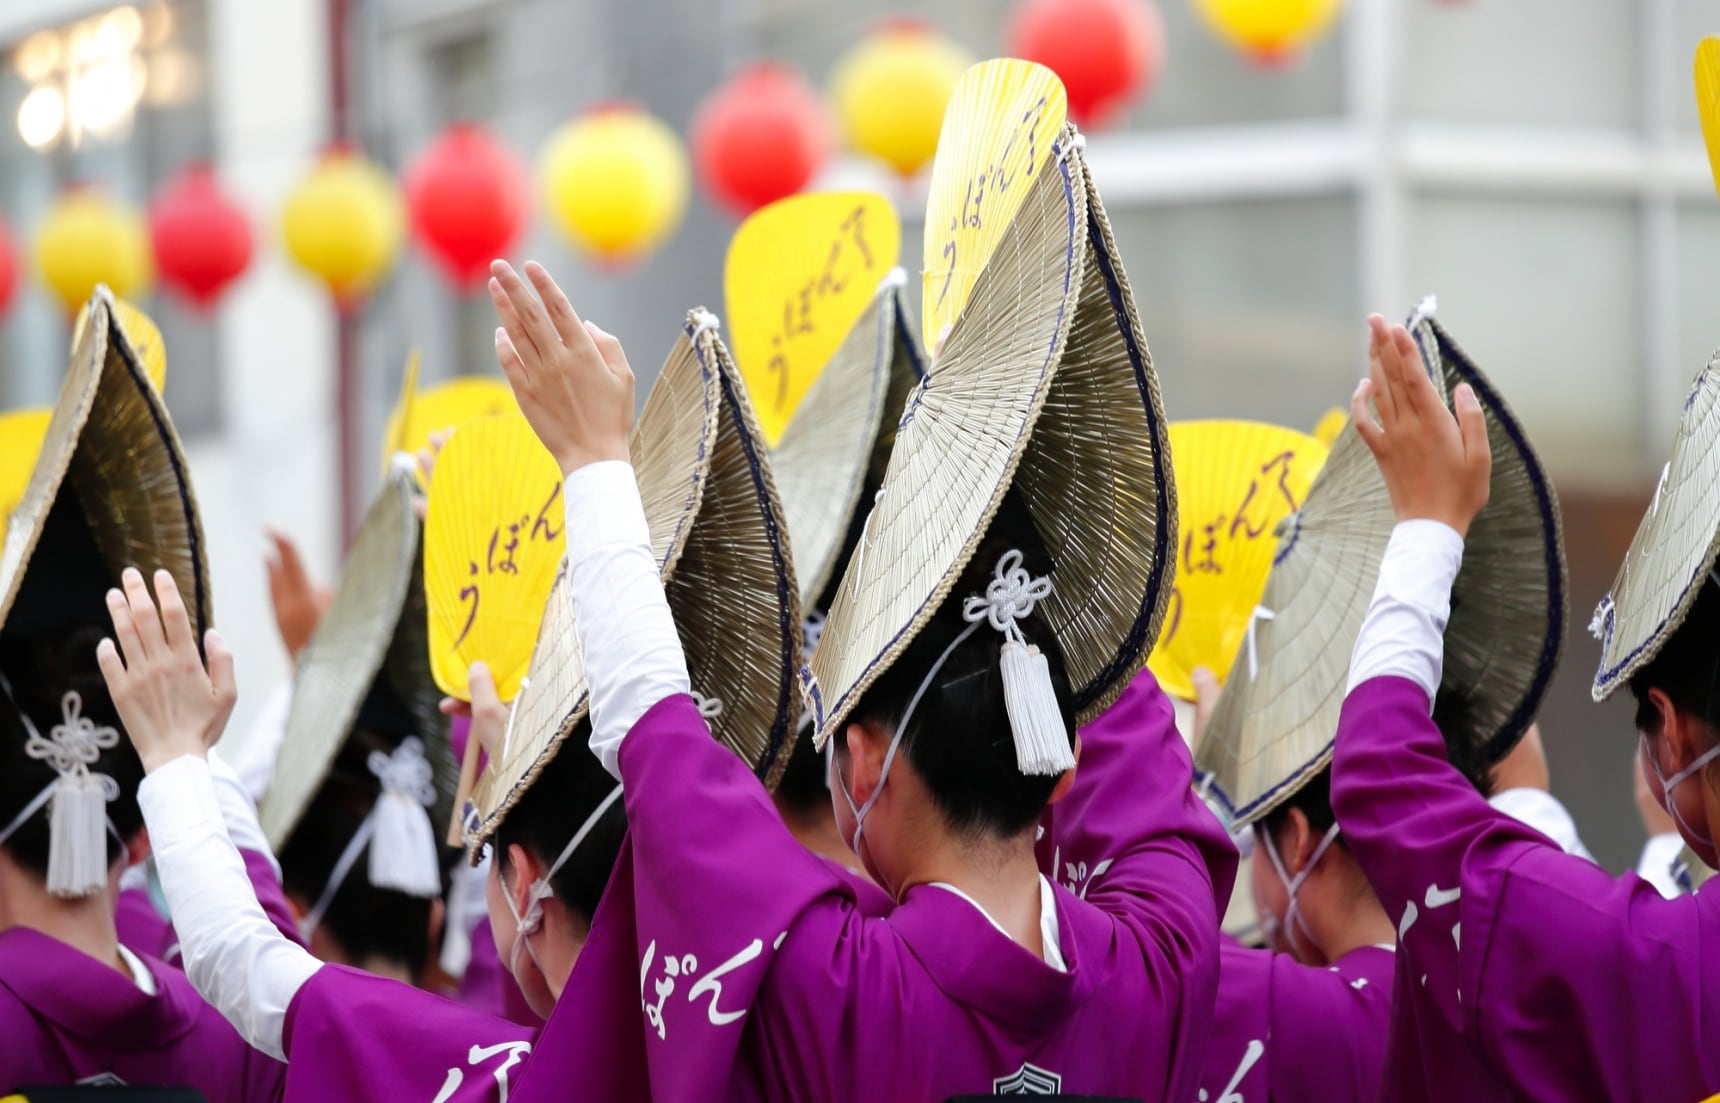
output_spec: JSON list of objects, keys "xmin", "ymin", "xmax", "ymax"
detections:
[
  {"xmin": 902, "ymin": 832, "xmax": 1045, "ymax": 957},
  {"xmin": 1305, "ymin": 885, "xmax": 1396, "ymax": 965},
  {"xmin": 0, "ymin": 858, "xmax": 126, "ymax": 976},
  {"xmin": 779, "ymin": 799, "xmax": 869, "ymax": 877}
]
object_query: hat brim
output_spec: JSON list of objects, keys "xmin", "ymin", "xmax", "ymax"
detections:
[
  {"xmin": 0, "ymin": 289, "xmax": 210, "ymax": 638},
  {"xmin": 1592, "ymin": 362, "xmax": 1720, "ymax": 702},
  {"xmin": 807, "ymin": 126, "xmax": 1175, "ymax": 743}
]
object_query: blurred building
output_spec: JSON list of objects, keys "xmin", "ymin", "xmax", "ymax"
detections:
[{"xmin": 2, "ymin": 0, "xmax": 1717, "ymax": 871}]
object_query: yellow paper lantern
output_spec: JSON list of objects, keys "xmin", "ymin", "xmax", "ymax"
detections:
[
  {"xmin": 831, "ymin": 21, "xmax": 974, "ymax": 177},
  {"xmin": 281, "ymin": 149, "xmax": 404, "ymax": 301},
  {"xmin": 33, "ymin": 190, "xmax": 153, "ymax": 314},
  {"xmin": 539, "ymin": 105, "xmax": 689, "ymax": 265},
  {"xmin": 1192, "ymin": 0, "xmax": 1345, "ymax": 61}
]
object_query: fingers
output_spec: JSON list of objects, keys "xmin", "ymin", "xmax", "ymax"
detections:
[
  {"xmin": 106, "ymin": 587, "xmax": 146, "ymax": 666},
  {"xmin": 583, "ymin": 321, "xmax": 630, "ymax": 379},
  {"xmin": 468, "ymin": 660, "xmax": 501, "ymax": 712},
  {"xmin": 95, "ymin": 636, "xmax": 127, "ymax": 687},
  {"xmin": 491, "ymin": 261, "xmax": 562, "ymax": 367},
  {"xmin": 1391, "ymin": 324, "xmax": 1441, "ymax": 418},
  {"xmin": 1373, "ymin": 317, "xmax": 1416, "ymax": 423},
  {"xmin": 121, "ymin": 568, "xmax": 166, "ymax": 658},
  {"xmin": 1365, "ymin": 317, "xmax": 1398, "ymax": 430},
  {"xmin": 1350, "ymin": 378, "xmax": 1385, "ymax": 454},
  {"xmin": 494, "ymin": 327, "xmax": 528, "ymax": 390},
  {"xmin": 153, "ymin": 569, "xmax": 196, "ymax": 656},
  {"xmin": 1453, "ymin": 383, "xmax": 1491, "ymax": 474},
  {"xmin": 439, "ymin": 695, "xmax": 473, "ymax": 718},
  {"xmin": 269, "ymin": 530, "xmax": 308, "ymax": 590},
  {"xmin": 525, "ymin": 261, "xmax": 595, "ymax": 355},
  {"xmin": 206, "ymin": 628, "xmax": 236, "ymax": 702},
  {"xmin": 489, "ymin": 278, "xmax": 542, "ymax": 372}
]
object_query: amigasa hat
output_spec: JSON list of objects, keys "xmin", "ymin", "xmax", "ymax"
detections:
[
  {"xmin": 803, "ymin": 59, "xmax": 1176, "ymax": 755},
  {"xmin": 1197, "ymin": 300, "xmax": 1567, "ymax": 825},
  {"xmin": 462, "ymin": 310, "xmax": 802, "ymax": 853}
]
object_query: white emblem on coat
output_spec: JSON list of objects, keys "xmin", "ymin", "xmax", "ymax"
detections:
[
  {"xmin": 639, "ymin": 933, "xmax": 784, "ymax": 1040},
  {"xmin": 992, "ymin": 1062, "xmax": 1063, "ymax": 1093},
  {"xmin": 1199, "ymin": 1037, "xmax": 1265, "ymax": 1101},
  {"xmin": 77, "ymin": 1073, "xmax": 128, "ymax": 1087},
  {"xmin": 430, "ymin": 1040, "xmax": 533, "ymax": 1103}
]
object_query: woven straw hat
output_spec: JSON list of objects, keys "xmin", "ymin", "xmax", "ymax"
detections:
[
  {"xmin": 0, "ymin": 288, "xmax": 210, "ymax": 636},
  {"xmin": 1196, "ymin": 304, "xmax": 1567, "ymax": 826},
  {"xmin": 259, "ymin": 472, "xmax": 456, "ymax": 848},
  {"xmin": 1591, "ymin": 361, "xmax": 1720, "ymax": 701},
  {"xmin": 771, "ymin": 276, "xmax": 924, "ymax": 608},
  {"xmin": 463, "ymin": 311, "xmax": 802, "ymax": 852},
  {"xmin": 803, "ymin": 124, "xmax": 1176, "ymax": 744}
]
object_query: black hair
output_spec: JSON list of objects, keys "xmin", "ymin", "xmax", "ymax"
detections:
[
  {"xmin": 845, "ymin": 488, "xmax": 1075, "ymax": 841},
  {"xmin": 1258, "ymin": 766, "xmax": 1339, "ymax": 848},
  {"xmin": 277, "ymin": 680, "xmax": 441, "ymax": 977},
  {"xmin": 0, "ymin": 624, "xmax": 145, "ymax": 880},
  {"xmin": 773, "ymin": 717, "xmax": 829, "ymax": 815},
  {"xmin": 492, "ymin": 717, "xmax": 627, "ymax": 927},
  {"xmin": 0, "ymin": 489, "xmax": 143, "ymax": 881},
  {"xmin": 1630, "ymin": 576, "xmax": 1720, "ymax": 747}
]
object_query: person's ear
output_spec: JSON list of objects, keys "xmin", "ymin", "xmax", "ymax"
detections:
[
  {"xmin": 1047, "ymin": 737, "xmax": 1082, "ymax": 805},
  {"xmin": 505, "ymin": 842, "xmax": 546, "ymax": 915},
  {"xmin": 1645, "ymin": 688, "xmax": 1678, "ymax": 747},
  {"xmin": 1286, "ymin": 807, "xmax": 1316, "ymax": 876},
  {"xmin": 844, "ymin": 722, "xmax": 886, "ymax": 805},
  {"xmin": 126, "ymin": 827, "xmax": 152, "ymax": 867}
]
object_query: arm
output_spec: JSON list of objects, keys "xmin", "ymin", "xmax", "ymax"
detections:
[
  {"xmin": 208, "ymin": 745, "xmax": 308, "ymax": 946},
  {"xmin": 138, "ymin": 753, "xmax": 322, "ymax": 1061},
  {"xmin": 561, "ymin": 461, "xmax": 690, "ymax": 779},
  {"xmin": 1041, "ymin": 670, "xmax": 1234, "ymax": 1103}
]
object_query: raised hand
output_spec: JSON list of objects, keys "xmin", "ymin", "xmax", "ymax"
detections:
[
  {"xmin": 1350, "ymin": 314, "xmax": 1491, "ymax": 538},
  {"xmin": 96, "ymin": 568, "xmax": 238, "ymax": 774},
  {"xmin": 488, "ymin": 259, "xmax": 634, "ymax": 477},
  {"xmin": 265, "ymin": 528, "xmax": 331, "ymax": 661}
]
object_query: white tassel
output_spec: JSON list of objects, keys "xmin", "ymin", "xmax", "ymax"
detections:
[
  {"xmin": 692, "ymin": 692, "xmax": 725, "ymax": 721},
  {"xmin": 690, "ymin": 309, "xmax": 721, "ymax": 340},
  {"xmin": 1589, "ymin": 596, "xmax": 1614, "ymax": 643},
  {"xmin": 389, "ymin": 450, "xmax": 420, "ymax": 479},
  {"xmin": 19, "ymin": 692, "xmax": 122, "ymax": 898},
  {"xmin": 364, "ymin": 737, "xmax": 442, "ymax": 898},
  {"xmin": 963, "ymin": 551, "xmax": 1074, "ymax": 777},
  {"xmin": 999, "ymin": 641, "xmax": 1073, "ymax": 775},
  {"xmin": 1409, "ymin": 294, "xmax": 1438, "ymax": 328}
]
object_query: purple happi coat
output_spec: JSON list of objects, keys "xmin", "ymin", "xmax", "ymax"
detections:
[
  {"xmin": 1197, "ymin": 940, "xmax": 1393, "ymax": 1102},
  {"xmin": 1333, "ymin": 676, "xmax": 1720, "ymax": 1102},
  {"xmin": 116, "ymin": 849, "xmax": 303, "ymax": 966},
  {"xmin": 0, "ymin": 926, "xmax": 285, "ymax": 1099},
  {"xmin": 514, "ymin": 670, "xmax": 1235, "ymax": 1103},
  {"xmin": 280, "ymin": 964, "xmax": 538, "ymax": 1103}
]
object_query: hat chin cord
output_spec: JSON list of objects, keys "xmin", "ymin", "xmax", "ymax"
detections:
[
  {"xmin": 827, "ymin": 550, "xmax": 1074, "ymax": 896},
  {"xmin": 1260, "ymin": 819, "xmax": 1341, "ymax": 963},
  {"xmin": 502, "ymin": 783, "xmax": 624, "ymax": 981}
]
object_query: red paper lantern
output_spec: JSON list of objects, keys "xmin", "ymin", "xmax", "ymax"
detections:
[
  {"xmin": 692, "ymin": 63, "xmax": 835, "ymax": 216},
  {"xmin": 1007, "ymin": 0, "xmax": 1165, "ymax": 127},
  {"xmin": 403, "ymin": 123, "xmax": 531, "ymax": 288},
  {"xmin": 148, "ymin": 165, "xmax": 254, "ymax": 308},
  {"xmin": 0, "ymin": 217, "xmax": 17, "ymax": 319}
]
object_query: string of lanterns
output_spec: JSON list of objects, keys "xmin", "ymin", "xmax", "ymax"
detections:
[{"xmin": 0, "ymin": 0, "xmax": 1349, "ymax": 319}]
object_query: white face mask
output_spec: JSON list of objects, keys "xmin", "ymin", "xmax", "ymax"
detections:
[
  {"xmin": 1258, "ymin": 820, "xmax": 1341, "ymax": 963},
  {"xmin": 1642, "ymin": 733, "xmax": 1720, "ymax": 849},
  {"xmin": 500, "ymin": 784, "xmax": 623, "ymax": 984}
]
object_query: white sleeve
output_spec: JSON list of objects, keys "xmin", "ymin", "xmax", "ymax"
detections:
[
  {"xmin": 562, "ymin": 460, "xmax": 691, "ymax": 781},
  {"xmin": 1636, "ymin": 832, "xmax": 1686, "ymax": 899},
  {"xmin": 206, "ymin": 746, "xmax": 282, "ymax": 880},
  {"xmin": 137, "ymin": 754, "xmax": 322, "ymax": 1061},
  {"xmin": 1487, "ymin": 787, "xmax": 1596, "ymax": 863},
  {"xmin": 1346, "ymin": 519, "xmax": 1465, "ymax": 700}
]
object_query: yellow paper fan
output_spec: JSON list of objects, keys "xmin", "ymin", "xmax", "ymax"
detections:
[
  {"xmin": 724, "ymin": 192, "xmax": 901, "ymax": 445},
  {"xmin": 1697, "ymin": 38, "xmax": 1720, "ymax": 198},
  {"xmin": 0, "ymin": 408, "xmax": 52, "ymax": 541},
  {"xmin": 1147, "ymin": 420, "xmax": 1329, "ymax": 701},
  {"xmin": 424, "ymin": 415, "xmax": 564, "ymax": 701},
  {"xmin": 382, "ymin": 360, "xmax": 518, "ymax": 482},
  {"xmin": 1311, "ymin": 406, "xmax": 1347, "ymax": 448},
  {"xmin": 72, "ymin": 296, "xmax": 166, "ymax": 392},
  {"xmin": 921, "ymin": 58, "xmax": 1068, "ymax": 348}
]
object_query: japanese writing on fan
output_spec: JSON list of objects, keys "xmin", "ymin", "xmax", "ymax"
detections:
[
  {"xmin": 933, "ymin": 94, "xmax": 1052, "ymax": 315},
  {"xmin": 1158, "ymin": 450, "xmax": 1307, "ymax": 647},
  {"xmin": 454, "ymin": 480, "xmax": 564, "ymax": 648},
  {"xmin": 763, "ymin": 205, "xmax": 877, "ymax": 412}
]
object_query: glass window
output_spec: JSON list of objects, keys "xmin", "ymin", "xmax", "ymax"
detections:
[
  {"xmin": 1404, "ymin": 192, "xmax": 1642, "ymax": 488},
  {"xmin": 1401, "ymin": 0, "xmax": 1641, "ymax": 131},
  {"xmin": 1104, "ymin": 193, "xmax": 1361, "ymax": 433}
]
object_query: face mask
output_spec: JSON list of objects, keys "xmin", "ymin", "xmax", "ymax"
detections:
[
  {"xmin": 501, "ymin": 784, "xmax": 624, "ymax": 983},
  {"xmin": 1258, "ymin": 820, "xmax": 1341, "ymax": 962},
  {"xmin": 1642, "ymin": 733, "xmax": 1720, "ymax": 849}
]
